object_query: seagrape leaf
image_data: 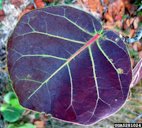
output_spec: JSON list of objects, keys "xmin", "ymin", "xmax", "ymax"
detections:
[{"xmin": 7, "ymin": 5, "xmax": 132, "ymax": 125}]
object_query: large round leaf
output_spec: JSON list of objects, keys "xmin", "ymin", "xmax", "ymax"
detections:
[{"xmin": 7, "ymin": 6, "xmax": 132, "ymax": 125}]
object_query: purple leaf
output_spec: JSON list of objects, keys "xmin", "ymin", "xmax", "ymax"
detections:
[
  {"xmin": 131, "ymin": 59, "xmax": 142, "ymax": 88},
  {"xmin": 7, "ymin": 6, "xmax": 132, "ymax": 125}
]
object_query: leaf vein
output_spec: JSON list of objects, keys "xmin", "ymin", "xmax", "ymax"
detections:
[
  {"xmin": 96, "ymin": 40, "xmax": 124, "ymax": 98},
  {"xmin": 41, "ymin": 10, "xmax": 94, "ymax": 36}
]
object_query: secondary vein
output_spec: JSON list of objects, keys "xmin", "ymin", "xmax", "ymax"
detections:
[{"xmin": 27, "ymin": 34, "xmax": 100, "ymax": 100}]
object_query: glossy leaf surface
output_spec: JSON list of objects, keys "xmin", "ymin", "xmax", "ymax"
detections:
[{"xmin": 7, "ymin": 6, "xmax": 132, "ymax": 125}]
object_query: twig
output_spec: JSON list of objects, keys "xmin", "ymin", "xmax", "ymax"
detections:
[
  {"xmin": 125, "ymin": 29, "xmax": 142, "ymax": 44},
  {"xmin": 131, "ymin": 113, "xmax": 142, "ymax": 123},
  {"xmin": 137, "ymin": 5, "xmax": 142, "ymax": 11}
]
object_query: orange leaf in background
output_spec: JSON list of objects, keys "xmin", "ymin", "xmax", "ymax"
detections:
[
  {"xmin": 129, "ymin": 29, "xmax": 135, "ymax": 38},
  {"xmin": 81, "ymin": 0, "xmax": 104, "ymax": 15},
  {"xmin": 104, "ymin": 0, "xmax": 125, "ymax": 23},
  {"xmin": 104, "ymin": 0, "xmax": 109, "ymax": 5},
  {"xmin": 34, "ymin": 121, "xmax": 45, "ymax": 128},
  {"xmin": 104, "ymin": 13, "xmax": 113, "ymax": 22},
  {"xmin": 103, "ymin": 0, "xmax": 126, "ymax": 31},
  {"xmin": 34, "ymin": 0, "xmax": 45, "ymax": 8}
]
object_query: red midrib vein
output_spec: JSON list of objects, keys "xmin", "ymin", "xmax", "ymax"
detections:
[
  {"xmin": 27, "ymin": 34, "xmax": 100, "ymax": 100},
  {"xmin": 67, "ymin": 34, "xmax": 100, "ymax": 62}
]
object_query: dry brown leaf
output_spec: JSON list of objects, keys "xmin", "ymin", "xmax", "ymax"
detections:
[
  {"xmin": 110, "ymin": 0, "xmax": 124, "ymax": 20},
  {"xmin": 139, "ymin": 51, "xmax": 142, "ymax": 59},
  {"xmin": 34, "ymin": 0, "xmax": 45, "ymax": 8},
  {"xmin": 104, "ymin": 0, "xmax": 109, "ymax": 5},
  {"xmin": 130, "ymin": 58, "xmax": 135, "ymax": 68},
  {"xmin": 123, "ymin": 0, "xmax": 136, "ymax": 15},
  {"xmin": 126, "ymin": 18, "xmax": 134, "ymax": 28},
  {"xmin": 81, "ymin": 0, "xmax": 104, "ymax": 15},
  {"xmin": 104, "ymin": 0, "xmax": 125, "ymax": 29},
  {"xmin": 0, "ymin": 10, "xmax": 5, "ymax": 21},
  {"xmin": 137, "ymin": 42, "xmax": 142, "ymax": 51},
  {"xmin": 34, "ymin": 121, "xmax": 45, "ymax": 128},
  {"xmin": 133, "ymin": 17, "xmax": 140, "ymax": 29},
  {"xmin": 129, "ymin": 29, "xmax": 135, "ymax": 38},
  {"xmin": 104, "ymin": 13, "xmax": 113, "ymax": 22},
  {"xmin": 115, "ymin": 20, "xmax": 122, "ymax": 28},
  {"xmin": 133, "ymin": 43, "xmax": 138, "ymax": 51},
  {"xmin": 133, "ymin": 42, "xmax": 142, "ymax": 52}
]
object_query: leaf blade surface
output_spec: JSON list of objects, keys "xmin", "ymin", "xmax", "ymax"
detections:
[{"xmin": 7, "ymin": 6, "xmax": 132, "ymax": 125}]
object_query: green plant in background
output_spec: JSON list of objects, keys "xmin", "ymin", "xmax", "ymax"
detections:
[
  {"xmin": 0, "ymin": 92, "xmax": 25, "ymax": 123},
  {"xmin": 129, "ymin": 48, "xmax": 139, "ymax": 62},
  {"xmin": 0, "ymin": 79, "xmax": 36, "ymax": 128},
  {"xmin": 7, "ymin": 123, "xmax": 35, "ymax": 128},
  {"xmin": 135, "ymin": 0, "xmax": 142, "ymax": 16},
  {"xmin": 0, "ymin": 0, "xmax": 3, "ymax": 10},
  {"xmin": 64, "ymin": 0, "xmax": 76, "ymax": 4}
]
